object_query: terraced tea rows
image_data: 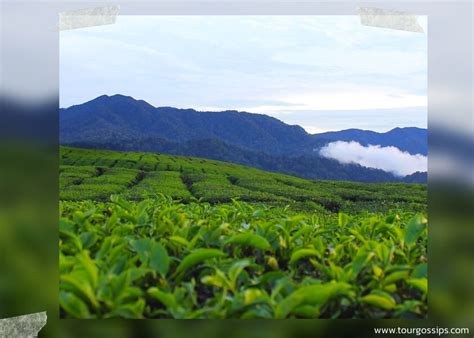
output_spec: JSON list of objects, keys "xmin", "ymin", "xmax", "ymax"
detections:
[{"xmin": 60, "ymin": 147, "xmax": 427, "ymax": 214}]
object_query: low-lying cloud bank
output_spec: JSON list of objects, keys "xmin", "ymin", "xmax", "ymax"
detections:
[{"xmin": 319, "ymin": 141, "xmax": 427, "ymax": 176}]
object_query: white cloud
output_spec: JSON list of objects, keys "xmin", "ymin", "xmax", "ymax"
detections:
[
  {"xmin": 319, "ymin": 141, "xmax": 427, "ymax": 176},
  {"xmin": 272, "ymin": 47, "xmax": 426, "ymax": 77},
  {"xmin": 238, "ymin": 87, "xmax": 426, "ymax": 112},
  {"xmin": 60, "ymin": 15, "xmax": 427, "ymax": 131}
]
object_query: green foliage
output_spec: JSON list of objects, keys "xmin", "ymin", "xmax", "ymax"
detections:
[
  {"xmin": 175, "ymin": 249, "xmax": 227, "ymax": 277},
  {"xmin": 289, "ymin": 249, "xmax": 321, "ymax": 265},
  {"xmin": 59, "ymin": 146, "xmax": 427, "ymax": 319},
  {"xmin": 361, "ymin": 290, "xmax": 396, "ymax": 310},
  {"xmin": 59, "ymin": 196, "xmax": 428, "ymax": 319},
  {"xmin": 60, "ymin": 146, "xmax": 427, "ymax": 214},
  {"xmin": 225, "ymin": 234, "xmax": 271, "ymax": 251},
  {"xmin": 275, "ymin": 282, "xmax": 353, "ymax": 318},
  {"xmin": 403, "ymin": 214, "xmax": 428, "ymax": 246},
  {"xmin": 126, "ymin": 171, "xmax": 192, "ymax": 201}
]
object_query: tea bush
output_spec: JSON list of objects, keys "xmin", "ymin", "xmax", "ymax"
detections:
[
  {"xmin": 59, "ymin": 196, "xmax": 427, "ymax": 319},
  {"xmin": 59, "ymin": 146, "xmax": 428, "ymax": 319}
]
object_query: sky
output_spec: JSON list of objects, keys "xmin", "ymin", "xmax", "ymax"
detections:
[{"xmin": 60, "ymin": 15, "xmax": 427, "ymax": 133}]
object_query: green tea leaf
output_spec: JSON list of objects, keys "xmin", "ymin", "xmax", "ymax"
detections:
[
  {"xmin": 352, "ymin": 250, "xmax": 375, "ymax": 277},
  {"xmin": 225, "ymin": 233, "xmax": 271, "ymax": 251},
  {"xmin": 201, "ymin": 270, "xmax": 229, "ymax": 289},
  {"xmin": 148, "ymin": 287, "xmax": 176, "ymax": 308},
  {"xmin": 130, "ymin": 238, "xmax": 153, "ymax": 264},
  {"xmin": 228, "ymin": 260, "xmax": 252, "ymax": 285},
  {"xmin": 243, "ymin": 288, "xmax": 266, "ymax": 305},
  {"xmin": 289, "ymin": 249, "xmax": 320, "ymax": 265},
  {"xmin": 149, "ymin": 242, "xmax": 170, "ymax": 277},
  {"xmin": 169, "ymin": 236, "xmax": 189, "ymax": 247},
  {"xmin": 383, "ymin": 271, "xmax": 409, "ymax": 286},
  {"xmin": 76, "ymin": 251, "xmax": 98, "ymax": 288},
  {"xmin": 59, "ymin": 291, "xmax": 91, "ymax": 318},
  {"xmin": 407, "ymin": 278, "xmax": 427, "ymax": 294},
  {"xmin": 110, "ymin": 271, "xmax": 129, "ymax": 300},
  {"xmin": 275, "ymin": 282, "xmax": 351, "ymax": 318},
  {"xmin": 175, "ymin": 249, "xmax": 226, "ymax": 276},
  {"xmin": 60, "ymin": 271, "xmax": 98, "ymax": 308},
  {"xmin": 404, "ymin": 215, "xmax": 427, "ymax": 246},
  {"xmin": 108, "ymin": 299, "xmax": 145, "ymax": 319},
  {"xmin": 79, "ymin": 232, "xmax": 95, "ymax": 249},
  {"xmin": 361, "ymin": 291, "xmax": 396, "ymax": 310},
  {"xmin": 411, "ymin": 263, "xmax": 427, "ymax": 279},
  {"xmin": 338, "ymin": 212, "xmax": 350, "ymax": 227},
  {"xmin": 291, "ymin": 305, "xmax": 319, "ymax": 318}
]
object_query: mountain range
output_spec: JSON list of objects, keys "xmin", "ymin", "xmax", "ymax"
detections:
[{"xmin": 60, "ymin": 94, "xmax": 427, "ymax": 183}]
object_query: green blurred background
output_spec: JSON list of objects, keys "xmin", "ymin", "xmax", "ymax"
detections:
[{"xmin": 0, "ymin": 1, "xmax": 473, "ymax": 337}]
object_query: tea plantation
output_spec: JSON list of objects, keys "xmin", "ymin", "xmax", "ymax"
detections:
[{"xmin": 59, "ymin": 146, "xmax": 428, "ymax": 319}]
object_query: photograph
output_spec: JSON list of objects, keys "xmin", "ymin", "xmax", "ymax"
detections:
[{"xmin": 58, "ymin": 15, "xmax": 428, "ymax": 319}]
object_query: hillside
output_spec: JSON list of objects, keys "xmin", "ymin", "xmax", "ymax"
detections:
[
  {"xmin": 60, "ymin": 146, "xmax": 426, "ymax": 214},
  {"xmin": 60, "ymin": 94, "xmax": 426, "ymax": 155},
  {"xmin": 60, "ymin": 95, "xmax": 427, "ymax": 183},
  {"xmin": 59, "ymin": 146, "xmax": 428, "ymax": 319},
  {"xmin": 60, "ymin": 94, "xmax": 309, "ymax": 155},
  {"xmin": 67, "ymin": 137, "xmax": 422, "ymax": 183}
]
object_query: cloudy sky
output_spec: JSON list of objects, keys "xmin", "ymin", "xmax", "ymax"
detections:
[{"xmin": 60, "ymin": 15, "xmax": 427, "ymax": 133}]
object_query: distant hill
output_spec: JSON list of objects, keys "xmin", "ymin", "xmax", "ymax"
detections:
[
  {"xmin": 312, "ymin": 127, "xmax": 427, "ymax": 156},
  {"xmin": 403, "ymin": 171, "xmax": 428, "ymax": 183},
  {"xmin": 60, "ymin": 94, "xmax": 310, "ymax": 155},
  {"xmin": 60, "ymin": 94, "xmax": 427, "ymax": 183}
]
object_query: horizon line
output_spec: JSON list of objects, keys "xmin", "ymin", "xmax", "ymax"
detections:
[{"xmin": 61, "ymin": 93, "xmax": 427, "ymax": 135}]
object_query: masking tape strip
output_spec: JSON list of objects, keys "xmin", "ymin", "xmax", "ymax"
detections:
[
  {"xmin": 59, "ymin": 5, "xmax": 120, "ymax": 31},
  {"xmin": 358, "ymin": 7, "xmax": 424, "ymax": 33},
  {"xmin": 0, "ymin": 312, "xmax": 47, "ymax": 337}
]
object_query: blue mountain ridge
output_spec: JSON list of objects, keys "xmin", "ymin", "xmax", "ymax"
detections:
[{"xmin": 60, "ymin": 94, "xmax": 427, "ymax": 183}]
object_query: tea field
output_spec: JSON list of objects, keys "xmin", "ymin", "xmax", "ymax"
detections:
[
  {"xmin": 59, "ymin": 146, "xmax": 426, "ymax": 214},
  {"xmin": 59, "ymin": 146, "xmax": 428, "ymax": 319}
]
